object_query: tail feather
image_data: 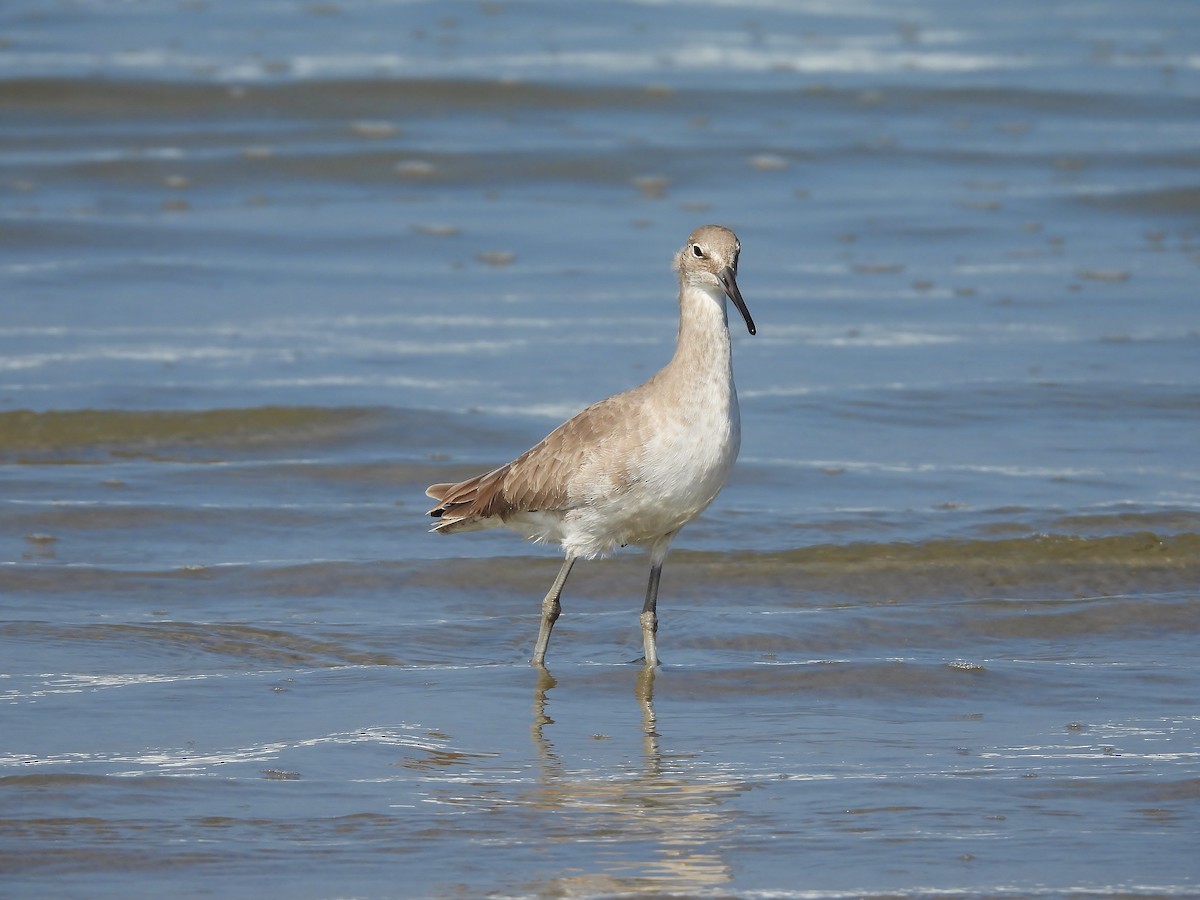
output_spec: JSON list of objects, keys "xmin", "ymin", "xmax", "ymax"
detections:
[
  {"xmin": 425, "ymin": 465, "xmax": 511, "ymax": 530},
  {"xmin": 425, "ymin": 481, "xmax": 463, "ymax": 519},
  {"xmin": 425, "ymin": 482, "xmax": 456, "ymax": 504}
]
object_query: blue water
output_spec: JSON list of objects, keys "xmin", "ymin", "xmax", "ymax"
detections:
[{"xmin": 2, "ymin": 1, "xmax": 1199, "ymax": 897}]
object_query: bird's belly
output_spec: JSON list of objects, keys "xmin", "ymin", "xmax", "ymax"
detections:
[
  {"xmin": 501, "ymin": 460, "xmax": 729, "ymax": 559},
  {"xmin": 563, "ymin": 413, "xmax": 739, "ymax": 557}
]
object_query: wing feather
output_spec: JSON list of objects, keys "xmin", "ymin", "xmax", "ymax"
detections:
[{"xmin": 425, "ymin": 392, "xmax": 642, "ymax": 531}]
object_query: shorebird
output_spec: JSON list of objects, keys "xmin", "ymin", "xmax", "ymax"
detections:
[{"xmin": 426, "ymin": 225, "xmax": 755, "ymax": 667}]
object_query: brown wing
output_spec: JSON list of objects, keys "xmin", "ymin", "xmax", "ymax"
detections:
[{"xmin": 425, "ymin": 392, "xmax": 639, "ymax": 528}]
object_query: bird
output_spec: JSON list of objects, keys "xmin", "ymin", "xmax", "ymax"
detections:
[{"xmin": 425, "ymin": 224, "xmax": 755, "ymax": 668}]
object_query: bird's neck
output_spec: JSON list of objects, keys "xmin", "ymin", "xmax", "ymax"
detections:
[{"xmin": 659, "ymin": 280, "xmax": 735, "ymax": 402}]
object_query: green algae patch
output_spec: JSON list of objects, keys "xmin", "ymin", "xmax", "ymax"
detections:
[{"xmin": 0, "ymin": 407, "xmax": 380, "ymax": 462}]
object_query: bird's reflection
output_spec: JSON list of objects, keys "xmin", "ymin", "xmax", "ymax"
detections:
[
  {"xmin": 635, "ymin": 667, "xmax": 662, "ymax": 777},
  {"xmin": 525, "ymin": 665, "xmax": 741, "ymax": 895},
  {"xmin": 530, "ymin": 665, "xmax": 563, "ymax": 778}
]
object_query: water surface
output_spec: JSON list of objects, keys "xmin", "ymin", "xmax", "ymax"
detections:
[{"xmin": 2, "ymin": 1, "xmax": 1199, "ymax": 897}]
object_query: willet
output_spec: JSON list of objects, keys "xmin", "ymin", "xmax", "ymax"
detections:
[{"xmin": 426, "ymin": 224, "xmax": 756, "ymax": 667}]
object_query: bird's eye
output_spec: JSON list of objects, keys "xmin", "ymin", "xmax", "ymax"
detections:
[{"xmin": 691, "ymin": 244, "xmax": 704, "ymax": 258}]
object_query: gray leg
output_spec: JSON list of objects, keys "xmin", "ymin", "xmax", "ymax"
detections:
[
  {"xmin": 532, "ymin": 555, "xmax": 575, "ymax": 667},
  {"xmin": 639, "ymin": 533, "xmax": 677, "ymax": 667},
  {"xmin": 640, "ymin": 560, "xmax": 664, "ymax": 668}
]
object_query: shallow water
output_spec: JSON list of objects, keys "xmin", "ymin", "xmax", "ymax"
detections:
[{"xmin": 2, "ymin": 1, "xmax": 1199, "ymax": 897}]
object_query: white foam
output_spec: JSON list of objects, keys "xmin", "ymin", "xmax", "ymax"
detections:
[
  {"xmin": 0, "ymin": 722, "xmax": 451, "ymax": 774},
  {"xmin": 748, "ymin": 456, "xmax": 1108, "ymax": 480},
  {"xmin": 0, "ymin": 32, "xmax": 1028, "ymax": 82}
]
